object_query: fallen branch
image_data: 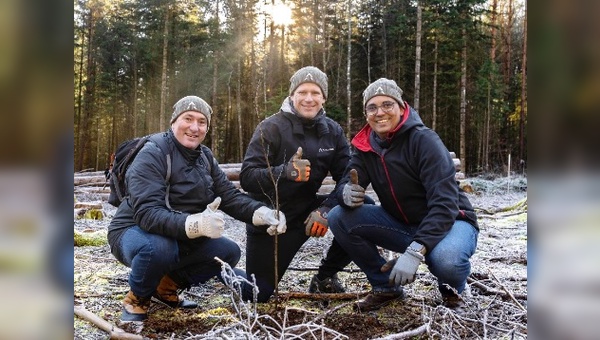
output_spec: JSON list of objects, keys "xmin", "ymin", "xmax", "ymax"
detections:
[
  {"xmin": 467, "ymin": 277, "xmax": 527, "ymax": 300},
  {"xmin": 371, "ymin": 322, "xmax": 430, "ymax": 340},
  {"xmin": 277, "ymin": 291, "xmax": 368, "ymax": 301},
  {"xmin": 489, "ymin": 271, "xmax": 527, "ymax": 312},
  {"xmin": 74, "ymin": 305, "xmax": 143, "ymax": 340}
]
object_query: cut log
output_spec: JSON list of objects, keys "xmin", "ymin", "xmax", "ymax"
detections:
[
  {"xmin": 74, "ymin": 305, "xmax": 143, "ymax": 340},
  {"xmin": 74, "ymin": 152, "xmax": 462, "ymax": 201}
]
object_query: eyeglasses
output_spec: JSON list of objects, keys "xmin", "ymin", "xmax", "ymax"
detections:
[{"xmin": 365, "ymin": 101, "xmax": 396, "ymax": 116}]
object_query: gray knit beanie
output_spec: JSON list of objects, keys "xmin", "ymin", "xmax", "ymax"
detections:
[
  {"xmin": 362, "ymin": 78, "xmax": 406, "ymax": 109},
  {"xmin": 171, "ymin": 96, "xmax": 213, "ymax": 125},
  {"xmin": 289, "ymin": 66, "xmax": 328, "ymax": 99}
]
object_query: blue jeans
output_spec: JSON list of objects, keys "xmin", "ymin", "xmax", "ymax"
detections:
[
  {"xmin": 112, "ymin": 226, "xmax": 245, "ymax": 297},
  {"xmin": 328, "ymin": 205, "xmax": 478, "ymax": 296}
]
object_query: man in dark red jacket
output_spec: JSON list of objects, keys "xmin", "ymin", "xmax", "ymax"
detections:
[{"xmin": 328, "ymin": 78, "xmax": 479, "ymax": 312}]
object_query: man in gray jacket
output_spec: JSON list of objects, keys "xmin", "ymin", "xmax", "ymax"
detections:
[{"xmin": 108, "ymin": 95, "xmax": 286, "ymax": 322}]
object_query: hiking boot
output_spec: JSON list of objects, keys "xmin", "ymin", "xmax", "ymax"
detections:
[
  {"xmin": 308, "ymin": 274, "xmax": 345, "ymax": 293},
  {"xmin": 152, "ymin": 275, "xmax": 198, "ymax": 309},
  {"xmin": 354, "ymin": 289, "xmax": 404, "ymax": 312},
  {"xmin": 443, "ymin": 294, "xmax": 467, "ymax": 313},
  {"xmin": 122, "ymin": 290, "xmax": 151, "ymax": 322}
]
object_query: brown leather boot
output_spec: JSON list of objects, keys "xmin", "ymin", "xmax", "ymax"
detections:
[
  {"xmin": 152, "ymin": 275, "xmax": 198, "ymax": 309},
  {"xmin": 122, "ymin": 290, "xmax": 151, "ymax": 322},
  {"xmin": 354, "ymin": 290, "xmax": 404, "ymax": 312}
]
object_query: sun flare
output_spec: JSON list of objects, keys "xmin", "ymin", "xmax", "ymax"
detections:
[{"xmin": 270, "ymin": 3, "xmax": 293, "ymax": 27}]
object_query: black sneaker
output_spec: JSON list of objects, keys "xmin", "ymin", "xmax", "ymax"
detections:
[
  {"xmin": 354, "ymin": 289, "xmax": 404, "ymax": 312},
  {"xmin": 308, "ymin": 274, "xmax": 345, "ymax": 293}
]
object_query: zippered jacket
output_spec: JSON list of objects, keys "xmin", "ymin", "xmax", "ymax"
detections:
[
  {"xmin": 108, "ymin": 130, "xmax": 265, "ymax": 245},
  {"xmin": 336, "ymin": 104, "xmax": 479, "ymax": 251},
  {"xmin": 240, "ymin": 98, "xmax": 350, "ymax": 222}
]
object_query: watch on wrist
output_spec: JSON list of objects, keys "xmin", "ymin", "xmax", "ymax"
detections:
[{"xmin": 408, "ymin": 241, "xmax": 426, "ymax": 256}]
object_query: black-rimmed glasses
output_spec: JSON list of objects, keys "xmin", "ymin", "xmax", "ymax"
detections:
[{"xmin": 365, "ymin": 101, "xmax": 396, "ymax": 116}]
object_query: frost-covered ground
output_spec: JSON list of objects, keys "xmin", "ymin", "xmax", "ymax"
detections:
[{"xmin": 74, "ymin": 175, "xmax": 528, "ymax": 339}]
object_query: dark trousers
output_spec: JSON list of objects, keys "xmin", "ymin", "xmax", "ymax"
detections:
[{"xmin": 243, "ymin": 219, "xmax": 351, "ymax": 302}]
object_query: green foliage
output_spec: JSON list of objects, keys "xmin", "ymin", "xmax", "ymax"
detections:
[{"xmin": 74, "ymin": 0, "xmax": 527, "ymax": 174}]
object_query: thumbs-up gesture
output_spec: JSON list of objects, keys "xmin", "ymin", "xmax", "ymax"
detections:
[
  {"xmin": 184, "ymin": 197, "xmax": 225, "ymax": 239},
  {"xmin": 285, "ymin": 147, "xmax": 311, "ymax": 182},
  {"xmin": 342, "ymin": 169, "xmax": 365, "ymax": 207}
]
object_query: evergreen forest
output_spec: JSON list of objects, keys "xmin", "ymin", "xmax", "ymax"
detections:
[{"xmin": 74, "ymin": 0, "xmax": 527, "ymax": 175}]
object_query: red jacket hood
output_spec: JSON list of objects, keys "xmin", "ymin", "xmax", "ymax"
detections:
[{"xmin": 352, "ymin": 102, "xmax": 411, "ymax": 152}]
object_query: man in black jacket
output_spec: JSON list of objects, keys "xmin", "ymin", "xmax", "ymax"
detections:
[
  {"xmin": 240, "ymin": 66, "xmax": 369, "ymax": 302},
  {"xmin": 108, "ymin": 95, "xmax": 286, "ymax": 322},
  {"xmin": 328, "ymin": 78, "xmax": 479, "ymax": 312}
]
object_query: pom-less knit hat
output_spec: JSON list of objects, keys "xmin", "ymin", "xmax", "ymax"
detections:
[
  {"xmin": 289, "ymin": 66, "xmax": 328, "ymax": 99},
  {"xmin": 362, "ymin": 78, "xmax": 406, "ymax": 109},
  {"xmin": 170, "ymin": 95, "xmax": 213, "ymax": 125}
]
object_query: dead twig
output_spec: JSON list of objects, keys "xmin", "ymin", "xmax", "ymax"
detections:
[
  {"xmin": 489, "ymin": 271, "xmax": 527, "ymax": 312},
  {"xmin": 371, "ymin": 322, "xmax": 430, "ymax": 340},
  {"xmin": 277, "ymin": 291, "xmax": 369, "ymax": 301},
  {"xmin": 468, "ymin": 277, "xmax": 527, "ymax": 300}
]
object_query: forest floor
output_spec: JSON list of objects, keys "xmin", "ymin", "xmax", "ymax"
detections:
[{"xmin": 74, "ymin": 175, "xmax": 528, "ymax": 339}]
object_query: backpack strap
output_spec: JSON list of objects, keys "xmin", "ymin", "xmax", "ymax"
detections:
[
  {"xmin": 148, "ymin": 133, "xmax": 174, "ymax": 211},
  {"xmin": 199, "ymin": 147, "xmax": 212, "ymax": 174}
]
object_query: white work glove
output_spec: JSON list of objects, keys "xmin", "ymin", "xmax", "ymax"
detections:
[
  {"xmin": 342, "ymin": 169, "xmax": 365, "ymax": 207},
  {"xmin": 252, "ymin": 206, "xmax": 287, "ymax": 236},
  {"xmin": 185, "ymin": 197, "xmax": 224, "ymax": 239}
]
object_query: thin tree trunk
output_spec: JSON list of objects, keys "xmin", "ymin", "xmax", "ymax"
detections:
[
  {"xmin": 520, "ymin": 5, "xmax": 527, "ymax": 162},
  {"xmin": 76, "ymin": 29, "xmax": 85, "ymax": 170},
  {"xmin": 211, "ymin": 0, "xmax": 220, "ymax": 157},
  {"xmin": 504, "ymin": 0, "xmax": 513, "ymax": 86},
  {"xmin": 485, "ymin": 0, "xmax": 497, "ymax": 171},
  {"xmin": 367, "ymin": 29, "xmax": 371, "ymax": 83},
  {"xmin": 159, "ymin": 5, "xmax": 170, "ymax": 131},
  {"xmin": 346, "ymin": 0, "xmax": 352, "ymax": 140},
  {"xmin": 432, "ymin": 37, "xmax": 438, "ymax": 131},
  {"xmin": 460, "ymin": 28, "xmax": 467, "ymax": 174},
  {"xmin": 132, "ymin": 58, "xmax": 138, "ymax": 137},
  {"xmin": 79, "ymin": 8, "xmax": 97, "ymax": 170},
  {"xmin": 237, "ymin": 59, "xmax": 243, "ymax": 161},
  {"xmin": 413, "ymin": 2, "xmax": 422, "ymax": 111}
]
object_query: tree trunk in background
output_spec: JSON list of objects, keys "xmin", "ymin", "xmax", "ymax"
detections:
[
  {"xmin": 520, "ymin": 5, "xmax": 527, "ymax": 162},
  {"xmin": 132, "ymin": 59, "xmax": 138, "ymax": 137},
  {"xmin": 79, "ymin": 8, "xmax": 97, "ymax": 170},
  {"xmin": 346, "ymin": 0, "xmax": 352, "ymax": 140},
  {"xmin": 460, "ymin": 27, "xmax": 467, "ymax": 174},
  {"xmin": 211, "ymin": 0, "xmax": 220, "ymax": 157},
  {"xmin": 485, "ymin": 0, "xmax": 497, "ymax": 171},
  {"xmin": 413, "ymin": 2, "xmax": 422, "ymax": 111},
  {"xmin": 432, "ymin": 36, "xmax": 438, "ymax": 131},
  {"xmin": 159, "ymin": 5, "xmax": 170, "ymax": 131},
  {"xmin": 237, "ymin": 59, "xmax": 243, "ymax": 162},
  {"xmin": 504, "ymin": 0, "xmax": 513, "ymax": 86},
  {"xmin": 75, "ymin": 30, "xmax": 85, "ymax": 169}
]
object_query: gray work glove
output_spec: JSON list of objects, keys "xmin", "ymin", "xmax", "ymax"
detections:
[
  {"xmin": 342, "ymin": 169, "xmax": 365, "ymax": 207},
  {"xmin": 284, "ymin": 147, "xmax": 311, "ymax": 182},
  {"xmin": 381, "ymin": 248, "xmax": 425, "ymax": 287},
  {"xmin": 184, "ymin": 197, "xmax": 224, "ymax": 239},
  {"xmin": 252, "ymin": 206, "xmax": 287, "ymax": 236}
]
